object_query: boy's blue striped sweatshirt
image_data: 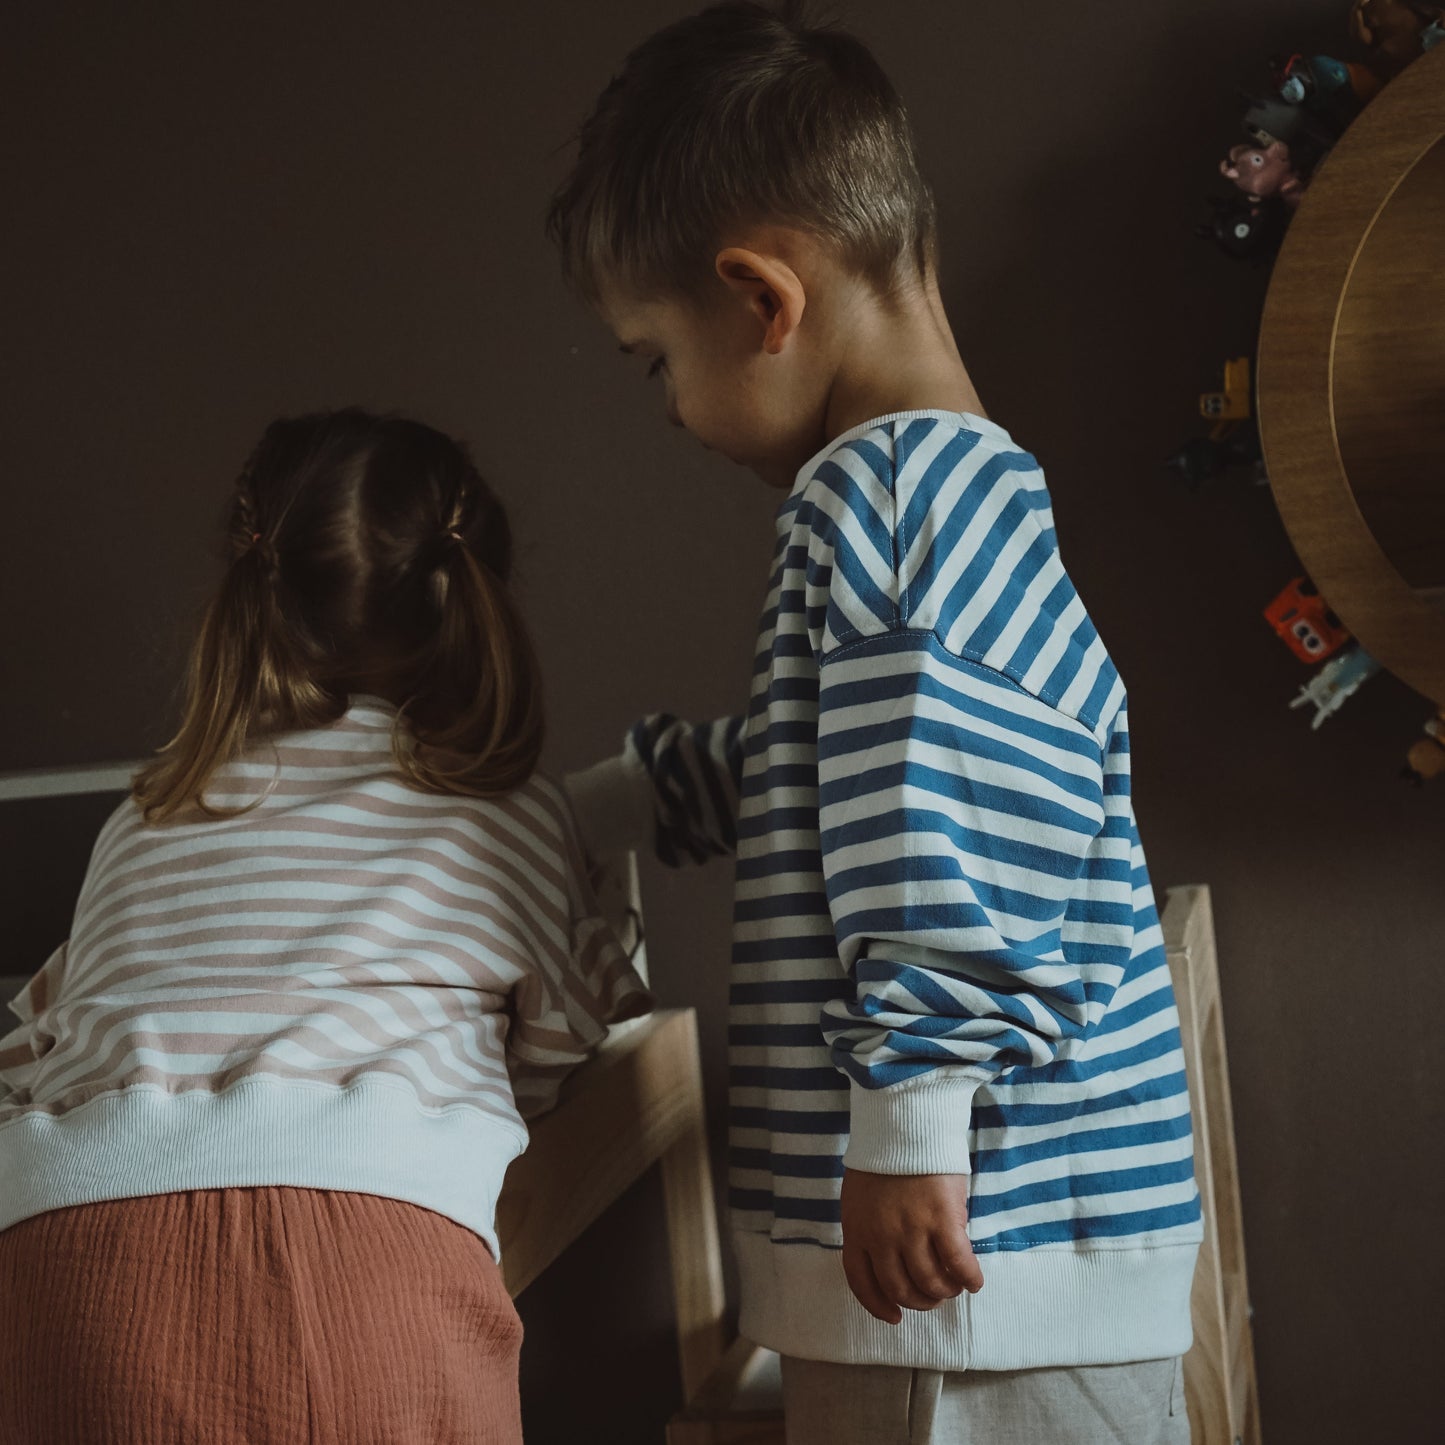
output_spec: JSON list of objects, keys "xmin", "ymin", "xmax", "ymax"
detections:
[{"xmin": 568, "ymin": 410, "xmax": 1202, "ymax": 1369}]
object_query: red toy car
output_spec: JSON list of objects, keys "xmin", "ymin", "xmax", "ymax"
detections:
[{"xmin": 1264, "ymin": 578, "xmax": 1351, "ymax": 662}]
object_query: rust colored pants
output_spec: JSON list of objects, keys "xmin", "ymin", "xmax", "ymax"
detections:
[{"xmin": 0, "ymin": 1187, "xmax": 524, "ymax": 1444}]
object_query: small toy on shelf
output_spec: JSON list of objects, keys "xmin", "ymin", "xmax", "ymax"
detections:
[
  {"xmin": 1242, "ymin": 95, "xmax": 1309, "ymax": 148},
  {"xmin": 1240, "ymin": 93, "xmax": 1338, "ymax": 169},
  {"xmin": 1165, "ymin": 427, "xmax": 1266, "ymax": 488},
  {"xmin": 1195, "ymin": 192, "xmax": 1289, "ymax": 261},
  {"xmin": 1221, "ymin": 139, "xmax": 1308, "ymax": 207},
  {"xmin": 1350, "ymin": 0, "xmax": 1445, "ymax": 77},
  {"xmin": 1200, "ymin": 356, "xmax": 1254, "ymax": 426},
  {"xmin": 1168, "ymin": 357, "xmax": 1268, "ymax": 488},
  {"xmin": 1271, "ymin": 52, "xmax": 1381, "ymax": 134},
  {"xmin": 1265, "ymin": 576, "xmax": 1352, "ymax": 662},
  {"xmin": 1289, "ymin": 644, "xmax": 1381, "ymax": 728},
  {"xmin": 1402, "ymin": 712, "xmax": 1445, "ymax": 783}
]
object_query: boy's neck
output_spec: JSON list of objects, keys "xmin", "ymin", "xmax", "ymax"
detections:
[{"xmin": 819, "ymin": 271, "xmax": 984, "ymax": 447}]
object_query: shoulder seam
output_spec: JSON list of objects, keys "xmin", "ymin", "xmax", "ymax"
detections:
[{"xmin": 819, "ymin": 624, "xmax": 1110, "ymax": 747}]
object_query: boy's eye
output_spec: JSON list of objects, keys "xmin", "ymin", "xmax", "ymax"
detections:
[{"xmin": 647, "ymin": 357, "xmax": 666, "ymax": 379}]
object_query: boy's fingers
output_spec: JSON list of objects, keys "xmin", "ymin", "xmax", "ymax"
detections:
[
  {"xmin": 871, "ymin": 1249, "xmax": 938, "ymax": 1314},
  {"xmin": 842, "ymin": 1244, "xmax": 901, "ymax": 1325},
  {"xmin": 938, "ymin": 1229, "xmax": 985, "ymax": 1294},
  {"xmin": 901, "ymin": 1237, "xmax": 963, "ymax": 1303}
]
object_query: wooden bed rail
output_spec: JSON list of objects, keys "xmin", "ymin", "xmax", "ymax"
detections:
[{"xmin": 497, "ymin": 1006, "xmax": 728, "ymax": 1402}]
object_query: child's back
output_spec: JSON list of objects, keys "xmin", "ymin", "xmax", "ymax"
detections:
[
  {"xmin": 1, "ymin": 698, "xmax": 643, "ymax": 1256},
  {"xmin": 0, "ymin": 408, "xmax": 648, "ymax": 1445}
]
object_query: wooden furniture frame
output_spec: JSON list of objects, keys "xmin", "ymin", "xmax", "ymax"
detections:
[
  {"xmin": 497, "ymin": 852, "xmax": 728, "ymax": 1407},
  {"xmin": 497, "ymin": 1005, "xmax": 727, "ymax": 1400},
  {"xmin": 1256, "ymin": 46, "xmax": 1445, "ymax": 706},
  {"xmin": 1164, "ymin": 885, "xmax": 1262, "ymax": 1445}
]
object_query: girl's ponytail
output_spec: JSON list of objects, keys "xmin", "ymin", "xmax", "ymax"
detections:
[
  {"xmin": 398, "ymin": 498, "xmax": 545, "ymax": 797},
  {"xmin": 133, "ymin": 410, "xmax": 544, "ymax": 821},
  {"xmin": 133, "ymin": 472, "xmax": 339, "ymax": 823}
]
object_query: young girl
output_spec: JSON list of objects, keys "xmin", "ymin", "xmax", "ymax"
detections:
[{"xmin": 0, "ymin": 409, "xmax": 650, "ymax": 1444}]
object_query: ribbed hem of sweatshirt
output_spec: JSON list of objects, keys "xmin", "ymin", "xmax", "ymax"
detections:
[
  {"xmin": 735, "ymin": 1230, "xmax": 1199, "ymax": 1370},
  {"xmin": 843, "ymin": 1075, "xmax": 987, "ymax": 1175},
  {"xmin": 562, "ymin": 748, "xmax": 655, "ymax": 862},
  {"xmin": 0, "ymin": 1080, "xmax": 527, "ymax": 1259}
]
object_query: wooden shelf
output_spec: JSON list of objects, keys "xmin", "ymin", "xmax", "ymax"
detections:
[{"xmin": 1257, "ymin": 46, "xmax": 1445, "ymax": 706}]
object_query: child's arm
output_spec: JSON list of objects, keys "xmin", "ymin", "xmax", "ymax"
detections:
[
  {"xmin": 564, "ymin": 713, "xmax": 745, "ymax": 867},
  {"xmin": 815, "ymin": 637, "xmax": 1122, "ymax": 1317},
  {"xmin": 0, "ymin": 944, "xmax": 69, "ymax": 1109},
  {"xmin": 505, "ymin": 791, "xmax": 654, "ymax": 1119}
]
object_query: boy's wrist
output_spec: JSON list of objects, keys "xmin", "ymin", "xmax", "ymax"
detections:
[{"xmin": 842, "ymin": 1073, "xmax": 988, "ymax": 1176}]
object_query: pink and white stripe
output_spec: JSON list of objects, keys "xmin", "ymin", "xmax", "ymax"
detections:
[{"xmin": 0, "ymin": 700, "xmax": 650, "ymax": 1252}]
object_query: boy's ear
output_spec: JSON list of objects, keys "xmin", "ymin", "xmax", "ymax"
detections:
[{"xmin": 714, "ymin": 247, "xmax": 805, "ymax": 355}]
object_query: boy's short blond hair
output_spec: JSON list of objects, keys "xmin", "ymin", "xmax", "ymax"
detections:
[{"xmin": 546, "ymin": 1, "xmax": 937, "ymax": 304}]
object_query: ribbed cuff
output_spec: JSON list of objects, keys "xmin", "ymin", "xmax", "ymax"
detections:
[
  {"xmin": 843, "ymin": 1074, "xmax": 987, "ymax": 1176},
  {"xmin": 562, "ymin": 748, "xmax": 655, "ymax": 862}
]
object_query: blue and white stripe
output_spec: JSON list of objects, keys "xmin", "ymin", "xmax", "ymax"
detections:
[{"xmin": 628, "ymin": 410, "xmax": 1201, "ymax": 1366}]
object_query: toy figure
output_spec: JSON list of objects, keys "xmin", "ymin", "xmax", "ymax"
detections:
[
  {"xmin": 1350, "ymin": 0, "xmax": 1444, "ymax": 76},
  {"xmin": 1169, "ymin": 358, "xmax": 1269, "ymax": 489},
  {"xmin": 1242, "ymin": 95, "xmax": 1308, "ymax": 148},
  {"xmin": 1272, "ymin": 52, "xmax": 1380, "ymax": 134},
  {"xmin": 1265, "ymin": 577, "xmax": 1352, "ymax": 663},
  {"xmin": 1196, "ymin": 192, "xmax": 1289, "ymax": 260},
  {"xmin": 1241, "ymin": 90, "xmax": 1336, "ymax": 173},
  {"xmin": 1289, "ymin": 644, "xmax": 1380, "ymax": 728},
  {"xmin": 1275, "ymin": 53, "xmax": 1375, "ymax": 106},
  {"xmin": 1402, "ymin": 713, "xmax": 1445, "ymax": 784},
  {"xmin": 1200, "ymin": 356, "xmax": 1254, "ymax": 426},
  {"xmin": 1221, "ymin": 139, "xmax": 1308, "ymax": 207},
  {"xmin": 1165, "ymin": 428, "xmax": 1267, "ymax": 489}
]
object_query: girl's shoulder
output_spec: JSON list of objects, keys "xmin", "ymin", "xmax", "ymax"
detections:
[{"xmin": 433, "ymin": 769, "xmax": 584, "ymax": 861}]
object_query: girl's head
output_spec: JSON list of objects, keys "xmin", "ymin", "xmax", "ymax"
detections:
[{"xmin": 135, "ymin": 408, "xmax": 544, "ymax": 822}]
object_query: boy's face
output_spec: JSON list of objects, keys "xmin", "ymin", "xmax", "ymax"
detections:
[{"xmin": 599, "ymin": 263, "xmax": 833, "ymax": 490}]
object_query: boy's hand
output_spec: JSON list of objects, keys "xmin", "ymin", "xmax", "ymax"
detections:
[{"xmin": 840, "ymin": 1169, "xmax": 984, "ymax": 1325}]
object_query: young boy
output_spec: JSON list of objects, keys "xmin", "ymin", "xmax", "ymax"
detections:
[{"xmin": 549, "ymin": 5, "xmax": 1201, "ymax": 1440}]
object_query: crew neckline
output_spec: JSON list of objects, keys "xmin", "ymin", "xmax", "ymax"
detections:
[
  {"xmin": 789, "ymin": 409, "xmax": 1012, "ymax": 499},
  {"xmin": 348, "ymin": 694, "xmax": 399, "ymax": 716}
]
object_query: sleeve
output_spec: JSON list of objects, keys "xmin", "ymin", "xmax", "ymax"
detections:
[
  {"xmin": 504, "ymin": 800, "xmax": 655, "ymax": 1120},
  {"xmin": 6, "ymin": 942, "xmax": 69, "ymax": 1025},
  {"xmin": 0, "ymin": 943, "xmax": 69, "ymax": 1110},
  {"xmin": 564, "ymin": 713, "xmax": 746, "ymax": 869},
  {"xmin": 814, "ymin": 631, "xmax": 1131, "ymax": 1177}
]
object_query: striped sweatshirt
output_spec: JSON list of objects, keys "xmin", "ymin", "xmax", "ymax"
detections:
[
  {"xmin": 568, "ymin": 410, "xmax": 1202, "ymax": 1370},
  {"xmin": 0, "ymin": 701, "xmax": 651, "ymax": 1258}
]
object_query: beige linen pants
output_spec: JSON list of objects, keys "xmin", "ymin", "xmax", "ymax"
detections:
[{"xmin": 781, "ymin": 1354, "xmax": 1189, "ymax": 1445}]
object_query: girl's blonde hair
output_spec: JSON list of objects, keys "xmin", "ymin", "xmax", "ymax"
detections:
[{"xmin": 134, "ymin": 409, "xmax": 544, "ymax": 823}]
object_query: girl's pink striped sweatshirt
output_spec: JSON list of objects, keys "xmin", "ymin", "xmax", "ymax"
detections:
[{"xmin": 0, "ymin": 699, "xmax": 651, "ymax": 1257}]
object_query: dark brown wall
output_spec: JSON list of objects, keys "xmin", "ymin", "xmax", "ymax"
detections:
[{"xmin": 4, "ymin": 4, "xmax": 1443, "ymax": 1441}]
